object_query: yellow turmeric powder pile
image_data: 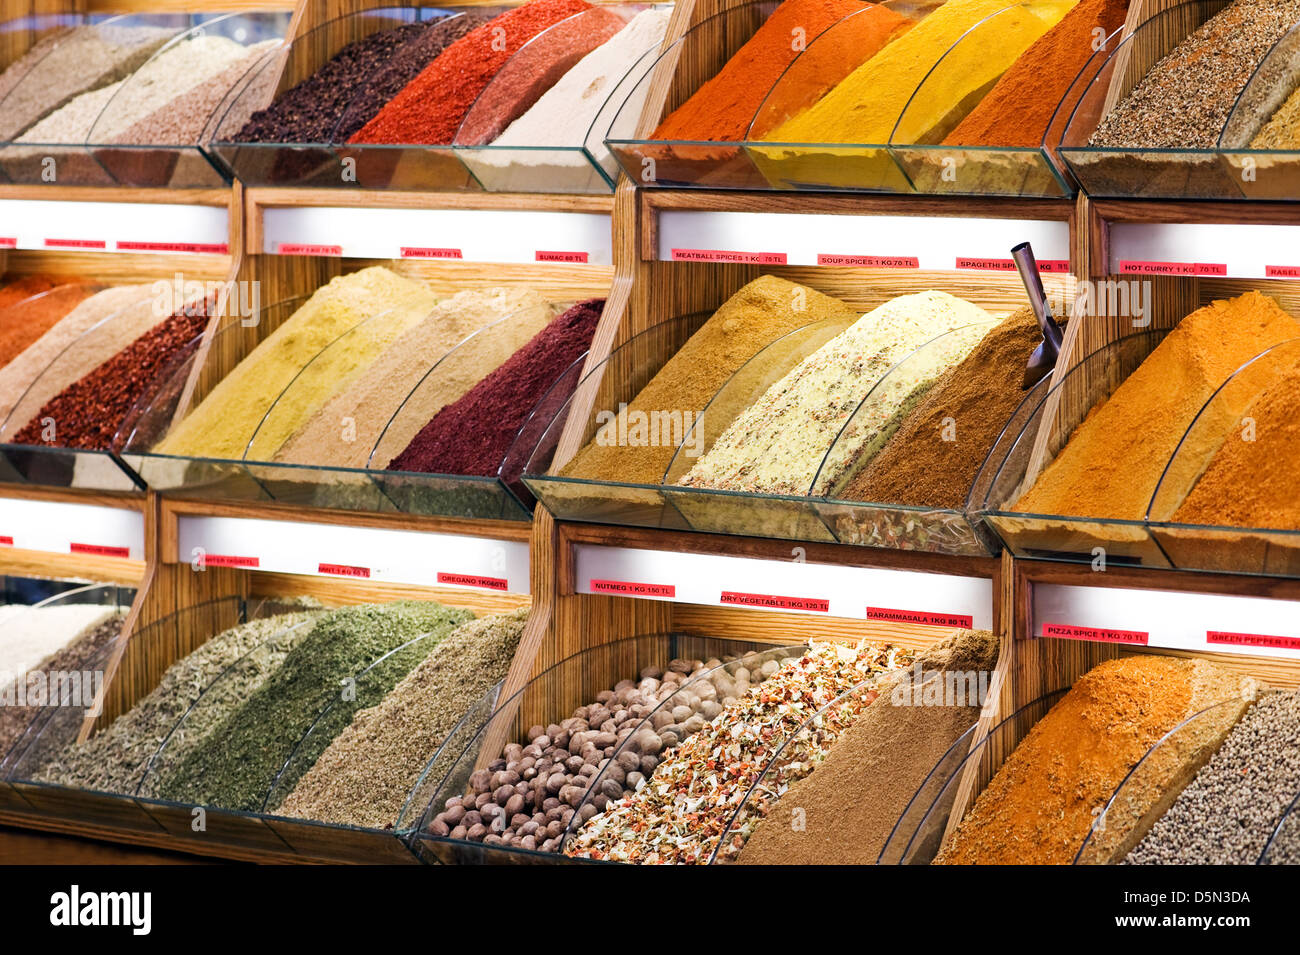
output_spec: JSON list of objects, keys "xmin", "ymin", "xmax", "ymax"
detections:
[{"xmin": 1016, "ymin": 291, "xmax": 1300, "ymax": 521}]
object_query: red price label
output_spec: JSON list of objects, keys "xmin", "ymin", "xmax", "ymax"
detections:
[
  {"xmin": 1266, "ymin": 265, "xmax": 1300, "ymax": 278},
  {"xmin": 45, "ymin": 238, "xmax": 106, "ymax": 250},
  {"xmin": 1118, "ymin": 260, "xmax": 1226, "ymax": 277},
  {"xmin": 720, "ymin": 591, "xmax": 829, "ymax": 612},
  {"xmin": 437, "ymin": 572, "xmax": 508, "ymax": 592},
  {"xmin": 867, "ymin": 607, "xmax": 974, "ymax": 628},
  {"xmin": 817, "ymin": 254, "xmax": 919, "ymax": 268},
  {"xmin": 671, "ymin": 248, "xmax": 787, "ymax": 265},
  {"xmin": 318, "ymin": 563, "xmax": 371, "ymax": 579},
  {"xmin": 1208, "ymin": 630, "xmax": 1300, "ymax": 652},
  {"xmin": 535, "ymin": 250, "xmax": 589, "ymax": 263},
  {"xmin": 70, "ymin": 542, "xmax": 131, "ymax": 559},
  {"xmin": 401, "ymin": 247, "xmax": 463, "ymax": 259},
  {"xmin": 0, "ymin": 238, "xmax": 17, "ymax": 249},
  {"xmin": 202, "ymin": 553, "xmax": 260, "ymax": 569},
  {"xmin": 275, "ymin": 243, "xmax": 342, "ymax": 256},
  {"xmin": 116, "ymin": 240, "xmax": 230, "ymax": 254},
  {"xmin": 589, "ymin": 579, "xmax": 676, "ymax": 598},
  {"xmin": 0, "ymin": 535, "xmax": 13, "ymax": 546},
  {"xmin": 1042, "ymin": 623, "xmax": 1148, "ymax": 645}
]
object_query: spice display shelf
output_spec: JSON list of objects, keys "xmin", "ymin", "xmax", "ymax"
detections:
[{"xmin": 0, "ymin": 486, "xmax": 146, "ymax": 583}]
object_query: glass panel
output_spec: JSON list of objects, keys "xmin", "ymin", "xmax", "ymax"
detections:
[
  {"xmin": 1148, "ymin": 338, "xmax": 1300, "ymax": 576},
  {"xmin": 1074, "ymin": 697, "xmax": 1254, "ymax": 864},
  {"xmin": 1218, "ymin": 22, "xmax": 1300, "ymax": 198},
  {"xmin": 980, "ymin": 332, "xmax": 1170, "ymax": 567},
  {"xmin": 1259, "ymin": 783, "xmax": 1300, "ymax": 864},
  {"xmin": 878, "ymin": 689, "xmax": 1065, "ymax": 864},
  {"xmin": 1059, "ymin": 0, "xmax": 1246, "ymax": 199}
]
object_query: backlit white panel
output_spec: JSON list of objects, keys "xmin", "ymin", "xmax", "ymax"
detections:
[
  {"xmin": 1110, "ymin": 221, "xmax": 1300, "ymax": 280},
  {"xmin": 0, "ymin": 199, "xmax": 229, "ymax": 254},
  {"xmin": 0, "ymin": 498, "xmax": 143, "ymax": 561}
]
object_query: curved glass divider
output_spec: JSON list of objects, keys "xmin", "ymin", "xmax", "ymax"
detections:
[
  {"xmin": 660, "ymin": 315, "xmax": 859, "ymax": 542},
  {"xmin": 1058, "ymin": 0, "xmax": 1244, "ymax": 198},
  {"xmin": 1146, "ymin": 339, "xmax": 1300, "ymax": 576},
  {"xmin": 1259, "ymin": 769, "xmax": 1300, "ymax": 864},
  {"xmin": 889, "ymin": 0, "xmax": 1079, "ymax": 197},
  {"xmin": 126, "ymin": 298, "xmax": 306, "ymax": 504},
  {"xmin": 209, "ymin": 7, "xmax": 492, "ymax": 190},
  {"xmin": 1218, "ymin": 22, "xmax": 1300, "ymax": 198},
  {"xmin": 557, "ymin": 644, "xmax": 806, "ymax": 854},
  {"xmin": 979, "ymin": 331, "xmax": 1170, "ymax": 566},
  {"xmin": 454, "ymin": 5, "xmax": 650, "ymax": 194},
  {"xmin": 1, "ymin": 595, "xmax": 307, "ymax": 840},
  {"xmin": 408, "ymin": 633, "xmax": 781, "ymax": 865},
  {"xmin": 878, "ymin": 688, "xmax": 1066, "ymax": 864},
  {"xmin": 521, "ymin": 313, "xmax": 711, "ymax": 530},
  {"xmin": 1074, "ymin": 696, "xmax": 1255, "ymax": 865},
  {"xmin": 0, "ymin": 14, "xmax": 88, "ymax": 132},
  {"xmin": 0, "ymin": 288, "xmax": 197, "ymax": 492},
  {"xmin": 814, "ymin": 321, "xmax": 998, "ymax": 555},
  {"xmin": 0, "ymin": 13, "xmax": 194, "ymax": 184}
]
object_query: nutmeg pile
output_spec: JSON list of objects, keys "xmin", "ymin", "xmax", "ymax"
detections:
[{"xmin": 427, "ymin": 652, "xmax": 790, "ymax": 852}]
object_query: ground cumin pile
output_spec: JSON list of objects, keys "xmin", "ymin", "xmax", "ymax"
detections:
[
  {"xmin": 653, "ymin": 0, "xmax": 910, "ymax": 142},
  {"xmin": 842, "ymin": 307, "xmax": 1040, "ymax": 506},
  {"xmin": 562, "ymin": 276, "xmax": 859, "ymax": 484},
  {"xmin": 936, "ymin": 656, "xmax": 1253, "ymax": 865},
  {"xmin": 737, "ymin": 629, "xmax": 1000, "ymax": 866},
  {"xmin": 943, "ymin": 0, "xmax": 1130, "ymax": 147},
  {"xmin": 1016, "ymin": 292, "xmax": 1300, "ymax": 520}
]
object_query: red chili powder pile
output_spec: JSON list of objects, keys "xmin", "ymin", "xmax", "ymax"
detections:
[
  {"xmin": 11, "ymin": 304, "xmax": 210, "ymax": 450},
  {"xmin": 653, "ymin": 0, "xmax": 912, "ymax": 142},
  {"xmin": 387, "ymin": 299, "xmax": 603, "ymax": 475},
  {"xmin": 943, "ymin": 0, "xmax": 1130, "ymax": 147},
  {"xmin": 0, "ymin": 283, "xmax": 96, "ymax": 369},
  {"xmin": 350, "ymin": 0, "xmax": 594, "ymax": 145},
  {"xmin": 0, "ymin": 274, "xmax": 73, "ymax": 310}
]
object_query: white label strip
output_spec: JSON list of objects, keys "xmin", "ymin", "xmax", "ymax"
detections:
[
  {"xmin": 1035, "ymin": 582, "xmax": 1300, "ymax": 660},
  {"xmin": 574, "ymin": 543, "xmax": 992, "ymax": 626},
  {"xmin": 263, "ymin": 205, "xmax": 612, "ymax": 265},
  {"xmin": 0, "ymin": 198, "xmax": 229, "ymax": 254},
  {"xmin": 0, "ymin": 497, "xmax": 143, "ymax": 561},
  {"xmin": 656, "ymin": 209, "xmax": 1070, "ymax": 271},
  {"xmin": 1110, "ymin": 221, "xmax": 1300, "ymax": 280},
  {"xmin": 177, "ymin": 515, "xmax": 530, "ymax": 594}
]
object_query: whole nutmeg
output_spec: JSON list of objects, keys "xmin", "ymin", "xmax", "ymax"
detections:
[
  {"xmin": 592, "ymin": 731, "xmax": 617, "ymax": 749},
  {"xmin": 601, "ymin": 778, "xmax": 623, "ymax": 801},
  {"xmin": 580, "ymin": 802, "xmax": 599, "ymax": 822},
  {"xmin": 488, "ymin": 758, "xmax": 507, "ymax": 772},
  {"xmin": 429, "ymin": 819, "xmax": 450, "ymax": 837},
  {"xmin": 443, "ymin": 803, "xmax": 466, "ymax": 825},
  {"xmin": 511, "ymin": 813, "xmax": 531, "ymax": 829},
  {"xmin": 626, "ymin": 771, "xmax": 644, "ymax": 790},
  {"xmin": 450, "ymin": 825, "xmax": 468, "ymax": 841},
  {"xmin": 542, "ymin": 797, "xmax": 561, "ymax": 812},
  {"xmin": 466, "ymin": 823, "xmax": 488, "ymax": 842},
  {"xmin": 484, "ymin": 833, "xmax": 503, "ymax": 846},
  {"xmin": 493, "ymin": 785, "xmax": 514, "ymax": 805},
  {"xmin": 521, "ymin": 835, "xmax": 537, "ymax": 851},
  {"xmin": 603, "ymin": 763, "xmax": 626, "ymax": 786},
  {"xmin": 640, "ymin": 755, "xmax": 659, "ymax": 775},
  {"xmin": 469, "ymin": 769, "xmax": 491, "ymax": 793},
  {"xmin": 659, "ymin": 730, "xmax": 680, "ymax": 750},
  {"xmin": 637, "ymin": 732, "xmax": 663, "ymax": 756},
  {"xmin": 617, "ymin": 751, "xmax": 640, "ymax": 773},
  {"xmin": 593, "ymin": 793, "xmax": 610, "ymax": 811},
  {"xmin": 546, "ymin": 772, "xmax": 567, "ymax": 794},
  {"xmin": 505, "ymin": 793, "xmax": 526, "ymax": 818},
  {"xmin": 671, "ymin": 704, "xmax": 692, "ymax": 723},
  {"xmin": 564, "ymin": 786, "xmax": 586, "ymax": 809},
  {"xmin": 504, "ymin": 743, "xmax": 524, "ymax": 763},
  {"xmin": 565, "ymin": 755, "xmax": 585, "ymax": 774},
  {"xmin": 527, "ymin": 724, "xmax": 545, "ymax": 742},
  {"xmin": 474, "ymin": 792, "xmax": 492, "ymax": 810},
  {"xmin": 640, "ymin": 664, "xmax": 664, "ymax": 681},
  {"xmin": 462, "ymin": 810, "xmax": 482, "ymax": 829}
]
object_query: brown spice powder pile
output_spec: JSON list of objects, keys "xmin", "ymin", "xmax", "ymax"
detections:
[
  {"xmin": 737, "ymin": 629, "xmax": 1000, "ymax": 865},
  {"xmin": 1016, "ymin": 292, "xmax": 1300, "ymax": 521},
  {"xmin": 843, "ymin": 307, "xmax": 1041, "ymax": 507},
  {"xmin": 936, "ymin": 656, "xmax": 1251, "ymax": 865},
  {"xmin": 1090, "ymin": 0, "xmax": 1300, "ymax": 148},
  {"xmin": 562, "ymin": 276, "xmax": 859, "ymax": 484}
]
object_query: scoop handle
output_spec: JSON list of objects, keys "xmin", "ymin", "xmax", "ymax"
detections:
[{"xmin": 1011, "ymin": 241, "xmax": 1063, "ymax": 350}]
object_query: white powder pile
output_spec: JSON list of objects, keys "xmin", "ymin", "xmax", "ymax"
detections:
[
  {"xmin": 274, "ymin": 287, "xmax": 558, "ymax": 468},
  {"xmin": 0, "ymin": 24, "xmax": 176, "ymax": 140},
  {"xmin": 679, "ymin": 291, "xmax": 995, "ymax": 496},
  {"xmin": 0, "ymin": 285, "xmax": 164, "ymax": 433},
  {"xmin": 0, "ymin": 605, "xmax": 116, "ymax": 680},
  {"xmin": 468, "ymin": 9, "xmax": 670, "ymax": 190}
]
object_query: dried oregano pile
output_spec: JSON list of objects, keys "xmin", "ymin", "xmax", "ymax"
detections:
[{"xmin": 155, "ymin": 601, "xmax": 473, "ymax": 812}]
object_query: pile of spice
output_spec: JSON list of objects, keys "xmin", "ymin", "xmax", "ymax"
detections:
[
  {"xmin": 1251, "ymin": 85, "xmax": 1300, "ymax": 148},
  {"xmin": 1016, "ymin": 292, "xmax": 1300, "ymax": 520},
  {"xmin": 0, "ymin": 614, "xmax": 123, "ymax": 761},
  {"xmin": 155, "ymin": 267, "xmax": 436, "ymax": 461},
  {"xmin": 679, "ymin": 290, "xmax": 992, "ymax": 496},
  {"xmin": 387, "ymin": 299, "xmax": 603, "ymax": 476},
  {"xmin": 1091, "ymin": 0, "xmax": 1300, "ymax": 149},
  {"xmin": 0, "ymin": 24, "xmax": 175, "ymax": 141},
  {"xmin": 427, "ymin": 648, "xmax": 798, "ymax": 851},
  {"xmin": 0, "ymin": 283, "xmax": 98, "ymax": 370},
  {"xmin": 32, "ymin": 608, "xmax": 320, "ymax": 794},
  {"xmin": 274, "ymin": 288, "xmax": 557, "ymax": 469},
  {"xmin": 1124, "ymin": 692, "xmax": 1300, "ymax": 865},
  {"xmin": 0, "ymin": 285, "xmax": 183, "ymax": 437},
  {"xmin": 278, "ymin": 609, "xmax": 529, "ymax": 829},
  {"xmin": 0, "ymin": 605, "xmax": 118, "ymax": 684},
  {"xmin": 9, "ymin": 303, "xmax": 211, "ymax": 451},
  {"xmin": 564, "ymin": 277, "xmax": 858, "ymax": 485},
  {"xmin": 111, "ymin": 40, "xmax": 282, "ymax": 145},
  {"xmin": 154, "ymin": 601, "xmax": 472, "ymax": 812},
  {"xmin": 0, "ymin": 275, "xmax": 74, "ymax": 310},
  {"xmin": 944, "ymin": 0, "xmax": 1130, "ymax": 147},
  {"xmin": 842, "ymin": 307, "xmax": 1041, "ymax": 507},
  {"xmin": 653, "ymin": 0, "xmax": 910, "ymax": 142},
  {"xmin": 351, "ymin": 0, "xmax": 594, "ymax": 146},
  {"xmin": 737, "ymin": 629, "xmax": 1000, "ymax": 865},
  {"xmin": 936, "ymin": 656, "xmax": 1256, "ymax": 865},
  {"xmin": 765, "ymin": 0, "xmax": 1071, "ymax": 145},
  {"xmin": 1172, "ymin": 365, "xmax": 1300, "ymax": 528},
  {"xmin": 565, "ymin": 641, "xmax": 912, "ymax": 864}
]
